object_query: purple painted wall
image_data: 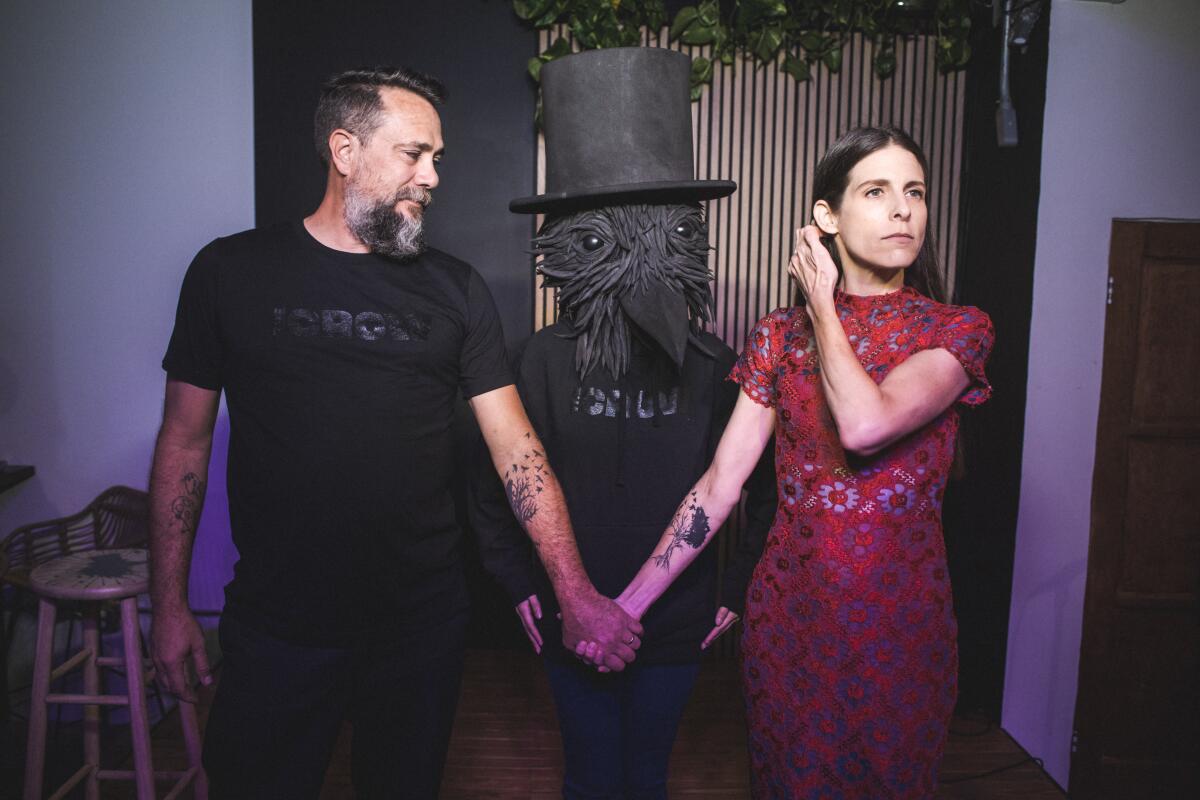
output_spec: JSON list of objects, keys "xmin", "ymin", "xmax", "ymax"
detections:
[
  {"xmin": 1004, "ymin": 0, "xmax": 1200, "ymax": 787},
  {"xmin": 0, "ymin": 0, "xmax": 252, "ymax": 613}
]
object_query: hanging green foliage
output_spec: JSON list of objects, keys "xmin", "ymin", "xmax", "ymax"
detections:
[{"xmin": 512, "ymin": 0, "xmax": 973, "ymax": 99}]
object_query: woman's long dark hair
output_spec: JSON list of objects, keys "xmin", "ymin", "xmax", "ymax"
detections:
[{"xmin": 797, "ymin": 126, "xmax": 947, "ymax": 304}]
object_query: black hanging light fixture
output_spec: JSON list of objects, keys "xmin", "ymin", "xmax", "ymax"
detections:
[{"xmin": 994, "ymin": 0, "xmax": 1048, "ymax": 147}]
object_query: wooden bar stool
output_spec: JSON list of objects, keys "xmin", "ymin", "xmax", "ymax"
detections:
[{"xmin": 23, "ymin": 548, "xmax": 207, "ymax": 800}]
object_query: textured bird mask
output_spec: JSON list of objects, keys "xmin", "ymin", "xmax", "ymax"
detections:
[{"xmin": 535, "ymin": 203, "xmax": 715, "ymax": 380}]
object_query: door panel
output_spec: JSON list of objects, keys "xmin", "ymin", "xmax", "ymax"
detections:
[
  {"xmin": 1072, "ymin": 219, "xmax": 1200, "ymax": 799},
  {"xmin": 1119, "ymin": 439, "xmax": 1200, "ymax": 595},
  {"xmin": 1131, "ymin": 261, "xmax": 1200, "ymax": 425}
]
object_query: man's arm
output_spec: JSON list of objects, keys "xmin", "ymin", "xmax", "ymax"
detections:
[
  {"xmin": 148, "ymin": 378, "xmax": 219, "ymax": 701},
  {"xmin": 469, "ymin": 428, "xmax": 544, "ymax": 654},
  {"xmin": 469, "ymin": 384, "xmax": 643, "ymax": 671}
]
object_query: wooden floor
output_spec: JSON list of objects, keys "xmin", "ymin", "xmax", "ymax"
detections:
[{"xmin": 11, "ymin": 649, "xmax": 1065, "ymax": 799}]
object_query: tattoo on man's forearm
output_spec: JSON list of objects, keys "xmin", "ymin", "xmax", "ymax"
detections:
[
  {"xmin": 169, "ymin": 472, "xmax": 205, "ymax": 536},
  {"xmin": 504, "ymin": 432, "xmax": 546, "ymax": 525},
  {"xmin": 653, "ymin": 493, "xmax": 711, "ymax": 571}
]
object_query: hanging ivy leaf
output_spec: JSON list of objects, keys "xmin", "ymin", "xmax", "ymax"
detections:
[
  {"xmin": 874, "ymin": 46, "xmax": 897, "ymax": 79},
  {"xmin": 513, "ymin": 0, "xmax": 548, "ymax": 22},
  {"xmin": 533, "ymin": 0, "xmax": 567, "ymax": 28},
  {"xmin": 937, "ymin": 39, "xmax": 971, "ymax": 72},
  {"xmin": 738, "ymin": 0, "xmax": 788, "ymax": 29},
  {"xmin": 690, "ymin": 55, "xmax": 714, "ymax": 86},
  {"xmin": 681, "ymin": 24, "xmax": 718, "ymax": 45},
  {"xmin": 512, "ymin": 0, "xmax": 975, "ymax": 112},
  {"xmin": 696, "ymin": 0, "xmax": 721, "ymax": 27},
  {"xmin": 822, "ymin": 46, "xmax": 843, "ymax": 74},
  {"xmin": 544, "ymin": 36, "xmax": 572, "ymax": 59},
  {"xmin": 748, "ymin": 23, "xmax": 784, "ymax": 63},
  {"xmin": 781, "ymin": 53, "xmax": 811, "ymax": 82},
  {"xmin": 670, "ymin": 6, "xmax": 699, "ymax": 40},
  {"xmin": 641, "ymin": 0, "xmax": 668, "ymax": 32},
  {"xmin": 712, "ymin": 24, "xmax": 730, "ymax": 57},
  {"xmin": 528, "ymin": 56, "xmax": 545, "ymax": 82},
  {"xmin": 797, "ymin": 31, "xmax": 826, "ymax": 54}
]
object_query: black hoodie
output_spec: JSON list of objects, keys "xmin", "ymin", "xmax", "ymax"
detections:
[{"xmin": 470, "ymin": 322, "xmax": 776, "ymax": 664}]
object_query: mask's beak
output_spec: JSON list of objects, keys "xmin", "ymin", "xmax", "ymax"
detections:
[{"xmin": 619, "ymin": 284, "xmax": 689, "ymax": 370}]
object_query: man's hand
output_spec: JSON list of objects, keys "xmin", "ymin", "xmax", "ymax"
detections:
[
  {"xmin": 560, "ymin": 589, "xmax": 643, "ymax": 672},
  {"xmin": 150, "ymin": 605, "xmax": 212, "ymax": 703},
  {"xmin": 515, "ymin": 594, "xmax": 544, "ymax": 654},
  {"xmin": 701, "ymin": 606, "xmax": 740, "ymax": 650}
]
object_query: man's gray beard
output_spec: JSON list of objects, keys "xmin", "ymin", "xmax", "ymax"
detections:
[{"xmin": 343, "ymin": 182, "xmax": 427, "ymax": 260}]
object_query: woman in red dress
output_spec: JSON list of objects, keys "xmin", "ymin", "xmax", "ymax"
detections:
[{"xmin": 591, "ymin": 127, "xmax": 994, "ymax": 798}]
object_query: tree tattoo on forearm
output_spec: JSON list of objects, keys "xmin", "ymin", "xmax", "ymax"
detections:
[
  {"xmin": 169, "ymin": 472, "xmax": 205, "ymax": 537},
  {"xmin": 653, "ymin": 493, "xmax": 711, "ymax": 571},
  {"xmin": 504, "ymin": 433, "xmax": 546, "ymax": 524}
]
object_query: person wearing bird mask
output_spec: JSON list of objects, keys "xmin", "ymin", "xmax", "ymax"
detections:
[{"xmin": 471, "ymin": 48, "xmax": 775, "ymax": 800}]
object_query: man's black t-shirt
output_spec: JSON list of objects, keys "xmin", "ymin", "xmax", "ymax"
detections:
[{"xmin": 163, "ymin": 222, "xmax": 512, "ymax": 646}]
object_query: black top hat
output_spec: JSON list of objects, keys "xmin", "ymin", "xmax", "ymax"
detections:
[{"xmin": 509, "ymin": 47, "xmax": 736, "ymax": 214}]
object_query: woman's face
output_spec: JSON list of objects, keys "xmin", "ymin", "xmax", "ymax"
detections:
[{"xmin": 818, "ymin": 144, "xmax": 927, "ymax": 275}]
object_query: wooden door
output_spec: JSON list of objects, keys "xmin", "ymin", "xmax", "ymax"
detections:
[{"xmin": 1071, "ymin": 219, "xmax": 1200, "ymax": 798}]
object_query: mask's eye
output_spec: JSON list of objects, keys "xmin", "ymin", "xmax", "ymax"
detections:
[
  {"xmin": 580, "ymin": 233, "xmax": 604, "ymax": 252},
  {"xmin": 674, "ymin": 220, "xmax": 698, "ymax": 238}
]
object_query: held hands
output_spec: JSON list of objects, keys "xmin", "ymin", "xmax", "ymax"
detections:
[
  {"xmin": 573, "ymin": 603, "xmax": 741, "ymax": 668},
  {"xmin": 561, "ymin": 590, "xmax": 643, "ymax": 673},
  {"xmin": 701, "ymin": 606, "xmax": 740, "ymax": 650},
  {"xmin": 790, "ymin": 225, "xmax": 839, "ymax": 313},
  {"xmin": 515, "ymin": 594, "xmax": 544, "ymax": 654},
  {"xmin": 150, "ymin": 605, "xmax": 212, "ymax": 703}
]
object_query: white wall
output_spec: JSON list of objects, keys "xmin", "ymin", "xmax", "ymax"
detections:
[
  {"xmin": 1005, "ymin": 0, "xmax": 1200, "ymax": 787},
  {"xmin": 0, "ymin": 1, "xmax": 253, "ymax": 611}
]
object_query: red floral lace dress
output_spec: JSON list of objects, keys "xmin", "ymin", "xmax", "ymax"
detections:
[{"xmin": 730, "ymin": 287, "xmax": 994, "ymax": 799}]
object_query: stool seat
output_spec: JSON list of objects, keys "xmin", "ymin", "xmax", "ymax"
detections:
[
  {"xmin": 29, "ymin": 547, "xmax": 148, "ymax": 601},
  {"xmin": 23, "ymin": 545, "xmax": 206, "ymax": 799}
]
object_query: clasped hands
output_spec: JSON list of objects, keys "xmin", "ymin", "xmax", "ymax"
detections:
[{"xmin": 515, "ymin": 593, "xmax": 740, "ymax": 672}]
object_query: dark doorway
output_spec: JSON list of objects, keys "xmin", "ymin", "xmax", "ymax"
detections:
[{"xmin": 945, "ymin": 2, "xmax": 1050, "ymax": 718}]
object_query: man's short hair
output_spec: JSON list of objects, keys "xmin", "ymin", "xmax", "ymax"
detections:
[{"xmin": 313, "ymin": 66, "xmax": 447, "ymax": 165}]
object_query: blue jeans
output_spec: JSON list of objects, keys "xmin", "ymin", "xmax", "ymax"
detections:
[
  {"xmin": 545, "ymin": 658, "xmax": 702, "ymax": 800},
  {"xmin": 202, "ymin": 611, "xmax": 467, "ymax": 800}
]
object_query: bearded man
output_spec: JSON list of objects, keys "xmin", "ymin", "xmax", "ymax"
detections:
[{"xmin": 148, "ymin": 66, "xmax": 641, "ymax": 800}]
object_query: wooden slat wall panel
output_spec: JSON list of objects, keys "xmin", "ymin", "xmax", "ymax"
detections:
[{"xmin": 533, "ymin": 28, "xmax": 967, "ymax": 348}]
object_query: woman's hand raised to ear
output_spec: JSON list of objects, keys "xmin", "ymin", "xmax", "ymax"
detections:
[{"xmin": 789, "ymin": 225, "xmax": 839, "ymax": 314}]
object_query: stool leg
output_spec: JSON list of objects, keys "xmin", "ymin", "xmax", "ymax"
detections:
[
  {"xmin": 120, "ymin": 596, "xmax": 155, "ymax": 799},
  {"xmin": 23, "ymin": 597, "xmax": 57, "ymax": 800},
  {"xmin": 50, "ymin": 613, "xmax": 78, "ymax": 755},
  {"xmin": 178, "ymin": 697, "xmax": 208, "ymax": 799},
  {"xmin": 0, "ymin": 580, "xmax": 9, "ymax": 721},
  {"xmin": 82, "ymin": 604, "xmax": 101, "ymax": 800}
]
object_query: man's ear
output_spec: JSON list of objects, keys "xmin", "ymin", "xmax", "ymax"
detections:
[
  {"xmin": 328, "ymin": 129, "xmax": 356, "ymax": 177},
  {"xmin": 813, "ymin": 199, "xmax": 838, "ymax": 236}
]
